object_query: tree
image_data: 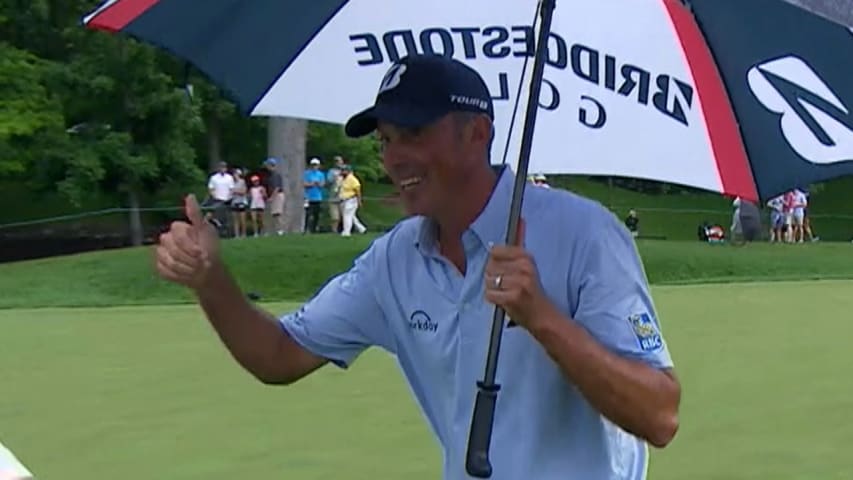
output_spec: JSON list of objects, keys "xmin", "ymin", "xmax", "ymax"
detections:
[
  {"xmin": 307, "ymin": 122, "xmax": 384, "ymax": 181},
  {"xmin": 268, "ymin": 116, "xmax": 307, "ymax": 233},
  {"xmin": 55, "ymin": 31, "xmax": 205, "ymax": 245},
  {"xmin": 0, "ymin": 43, "xmax": 66, "ymax": 178}
]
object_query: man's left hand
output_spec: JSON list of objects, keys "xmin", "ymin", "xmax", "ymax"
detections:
[{"xmin": 483, "ymin": 219, "xmax": 554, "ymax": 330}]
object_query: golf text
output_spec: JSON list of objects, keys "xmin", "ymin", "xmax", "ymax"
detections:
[{"xmin": 349, "ymin": 26, "xmax": 695, "ymax": 128}]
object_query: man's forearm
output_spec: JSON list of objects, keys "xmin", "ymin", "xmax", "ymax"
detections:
[
  {"xmin": 527, "ymin": 306, "xmax": 680, "ymax": 447},
  {"xmin": 194, "ymin": 261, "xmax": 319, "ymax": 384}
]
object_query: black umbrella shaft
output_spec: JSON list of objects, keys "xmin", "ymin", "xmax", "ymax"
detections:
[{"xmin": 465, "ymin": 0, "xmax": 557, "ymax": 477}]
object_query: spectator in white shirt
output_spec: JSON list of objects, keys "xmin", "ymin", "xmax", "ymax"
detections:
[
  {"xmin": 203, "ymin": 161, "xmax": 235, "ymax": 231},
  {"xmin": 791, "ymin": 188, "xmax": 808, "ymax": 243}
]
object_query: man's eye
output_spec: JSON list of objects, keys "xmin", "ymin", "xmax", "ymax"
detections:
[{"xmin": 401, "ymin": 126, "xmax": 424, "ymax": 139}]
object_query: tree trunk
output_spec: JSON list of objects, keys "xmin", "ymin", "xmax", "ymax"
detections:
[
  {"xmin": 267, "ymin": 116, "xmax": 308, "ymax": 233},
  {"xmin": 127, "ymin": 189, "xmax": 144, "ymax": 247},
  {"xmin": 206, "ymin": 114, "xmax": 223, "ymax": 172}
]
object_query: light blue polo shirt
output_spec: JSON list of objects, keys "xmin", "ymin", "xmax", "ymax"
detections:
[
  {"xmin": 303, "ymin": 169, "xmax": 326, "ymax": 202},
  {"xmin": 280, "ymin": 166, "xmax": 674, "ymax": 479}
]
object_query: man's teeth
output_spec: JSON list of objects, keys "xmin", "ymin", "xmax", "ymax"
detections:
[{"xmin": 400, "ymin": 177, "xmax": 422, "ymax": 189}]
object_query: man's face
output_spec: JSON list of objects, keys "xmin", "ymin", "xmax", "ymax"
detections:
[
  {"xmin": 377, "ymin": 114, "xmax": 477, "ymax": 217},
  {"xmin": 218, "ymin": 163, "xmax": 228, "ymax": 173}
]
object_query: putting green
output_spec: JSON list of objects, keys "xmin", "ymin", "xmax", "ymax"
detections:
[{"xmin": 1, "ymin": 280, "xmax": 851, "ymax": 479}]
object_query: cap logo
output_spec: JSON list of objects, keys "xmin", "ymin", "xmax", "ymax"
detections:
[
  {"xmin": 378, "ymin": 63, "xmax": 407, "ymax": 95},
  {"xmin": 450, "ymin": 94, "xmax": 489, "ymax": 112}
]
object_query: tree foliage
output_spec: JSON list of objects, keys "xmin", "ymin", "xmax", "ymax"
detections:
[
  {"xmin": 0, "ymin": 43, "xmax": 66, "ymax": 177},
  {"xmin": 307, "ymin": 122, "xmax": 384, "ymax": 181}
]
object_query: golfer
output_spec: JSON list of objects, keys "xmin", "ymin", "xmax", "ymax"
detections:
[{"xmin": 155, "ymin": 54, "xmax": 681, "ymax": 479}]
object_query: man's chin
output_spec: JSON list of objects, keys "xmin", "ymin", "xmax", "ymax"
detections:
[{"xmin": 400, "ymin": 200, "xmax": 428, "ymax": 218}]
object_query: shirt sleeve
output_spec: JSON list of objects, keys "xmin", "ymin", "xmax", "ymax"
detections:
[
  {"xmin": 570, "ymin": 212, "xmax": 674, "ymax": 370},
  {"xmin": 278, "ymin": 239, "xmax": 393, "ymax": 369}
]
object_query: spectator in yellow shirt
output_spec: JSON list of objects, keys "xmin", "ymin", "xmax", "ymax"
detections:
[{"xmin": 339, "ymin": 164, "xmax": 367, "ymax": 236}]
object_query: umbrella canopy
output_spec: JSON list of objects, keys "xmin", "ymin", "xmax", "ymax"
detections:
[{"xmin": 83, "ymin": 0, "xmax": 853, "ymax": 202}]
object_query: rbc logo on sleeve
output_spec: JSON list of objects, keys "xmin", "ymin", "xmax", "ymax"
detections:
[{"xmin": 628, "ymin": 313, "xmax": 663, "ymax": 352}]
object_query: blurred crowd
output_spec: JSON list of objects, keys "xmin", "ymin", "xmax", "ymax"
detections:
[{"xmin": 201, "ymin": 155, "xmax": 368, "ymax": 238}]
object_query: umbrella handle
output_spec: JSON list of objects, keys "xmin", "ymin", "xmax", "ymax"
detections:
[
  {"xmin": 465, "ymin": 382, "xmax": 500, "ymax": 478},
  {"xmin": 464, "ymin": 0, "xmax": 557, "ymax": 477}
]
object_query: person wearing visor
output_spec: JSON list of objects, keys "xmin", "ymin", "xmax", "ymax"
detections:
[{"xmin": 155, "ymin": 54, "xmax": 681, "ymax": 480}]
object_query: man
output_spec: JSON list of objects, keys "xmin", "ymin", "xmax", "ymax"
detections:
[
  {"xmin": 532, "ymin": 173, "xmax": 551, "ymax": 188},
  {"xmin": 766, "ymin": 194, "xmax": 785, "ymax": 242},
  {"xmin": 736, "ymin": 197, "xmax": 762, "ymax": 244},
  {"xmin": 303, "ymin": 158, "xmax": 326, "ymax": 233},
  {"xmin": 338, "ymin": 164, "xmax": 367, "ymax": 236},
  {"xmin": 204, "ymin": 161, "xmax": 235, "ymax": 231},
  {"xmin": 730, "ymin": 196, "xmax": 742, "ymax": 240},
  {"xmin": 625, "ymin": 209, "xmax": 639, "ymax": 238},
  {"xmin": 791, "ymin": 187, "xmax": 808, "ymax": 243},
  {"xmin": 263, "ymin": 158, "xmax": 286, "ymax": 235},
  {"xmin": 326, "ymin": 156, "xmax": 345, "ymax": 233},
  {"xmin": 155, "ymin": 54, "xmax": 680, "ymax": 479}
]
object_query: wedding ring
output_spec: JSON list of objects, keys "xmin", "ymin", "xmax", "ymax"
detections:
[{"xmin": 493, "ymin": 275, "xmax": 503, "ymax": 289}]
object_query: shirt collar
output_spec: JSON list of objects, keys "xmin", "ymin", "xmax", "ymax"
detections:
[{"xmin": 415, "ymin": 165, "xmax": 515, "ymax": 254}]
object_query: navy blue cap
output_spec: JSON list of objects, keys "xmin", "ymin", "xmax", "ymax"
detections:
[{"xmin": 345, "ymin": 54, "xmax": 495, "ymax": 138}]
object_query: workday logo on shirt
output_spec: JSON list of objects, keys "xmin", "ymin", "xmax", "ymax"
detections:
[{"xmin": 409, "ymin": 310, "xmax": 438, "ymax": 333}]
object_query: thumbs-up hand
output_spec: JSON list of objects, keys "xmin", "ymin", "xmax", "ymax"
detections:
[{"xmin": 154, "ymin": 194, "xmax": 221, "ymax": 290}]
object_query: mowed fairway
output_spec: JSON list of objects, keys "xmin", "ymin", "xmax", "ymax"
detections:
[{"xmin": 1, "ymin": 281, "xmax": 852, "ymax": 479}]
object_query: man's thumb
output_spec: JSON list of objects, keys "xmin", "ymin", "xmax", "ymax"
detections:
[{"xmin": 185, "ymin": 194, "xmax": 204, "ymax": 227}]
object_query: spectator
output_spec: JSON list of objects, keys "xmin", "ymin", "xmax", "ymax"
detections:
[
  {"xmin": 791, "ymin": 187, "xmax": 808, "ymax": 243},
  {"xmin": 303, "ymin": 157, "xmax": 326, "ymax": 233},
  {"xmin": 730, "ymin": 196, "xmax": 742, "ymax": 239},
  {"xmin": 248, "ymin": 175, "xmax": 266, "ymax": 237},
  {"xmin": 801, "ymin": 187, "xmax": 819, "ymax": 242},
  {"xmin": 326, "ymin": 156, "xmax": 345, "ymax": 233},
  {"xmin": 783, "ymin": 190, "xmax": 796, "ymax": 242},
  {"xmin": 264, "ymin": 157, "xmax": 286, "ymax": 236},
  {"xmin": 737, "ymin": 197, "xmax": 761, "ymax": 244},
  {"xmin": 766, "ymin": 194, "xmax": 785, "ymax": 243},
  {"xmin": 624, "ymin": 209, "xmax": 639, "ymax": 237},
  {"xmin": 339, "ymin": 164, "xmax": 367, "ymax": 236},
  {"xmin": 204, "ymin": 161, "xmax": 235, "ymax": 232},
  {"xmin": 533, "ymin": 173, "xmax": 551, "ymax": 188},
  {"xmin": 230, "ymin": 168, "xmax": 249, "ymax": 238}
]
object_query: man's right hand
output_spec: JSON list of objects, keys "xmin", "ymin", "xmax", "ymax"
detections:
[{"xmin": 155, "ymin": 194, "xmax": 221, "ymax": 290}]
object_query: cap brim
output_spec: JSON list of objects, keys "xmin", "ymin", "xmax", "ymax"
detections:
[{"xmin": 344, "ymin": 103, "xmax": 447, "ymax": 138}]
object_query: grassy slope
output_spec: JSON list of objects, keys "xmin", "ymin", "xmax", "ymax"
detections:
[
  {"xmin": 2, "ymin": 281, "xmax": 852, "ymax": 479},
  {"xmin": 1, "ymin": 234, "xmax": 852, "ymax": 309}
]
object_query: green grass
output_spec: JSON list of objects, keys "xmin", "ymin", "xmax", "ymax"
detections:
[
  {"xmin": 1, "ymin": 281, "xmax": 852, "ymax": 479},
  {"xmin": 1, "ymin": 235, "xmax": 852, "ymax": 309}
]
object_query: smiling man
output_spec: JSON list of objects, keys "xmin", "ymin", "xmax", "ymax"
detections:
[{"xmin": 155, "ymin": 54, "xmax": 681, "ymax": 480}]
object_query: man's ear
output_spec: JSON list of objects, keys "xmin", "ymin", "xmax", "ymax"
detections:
[{"xmin": 472, "ymin": 114, "xmax": 493, "ymax": 150}]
